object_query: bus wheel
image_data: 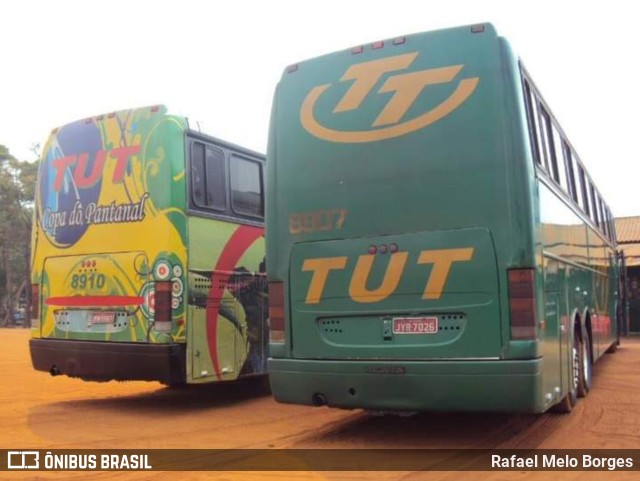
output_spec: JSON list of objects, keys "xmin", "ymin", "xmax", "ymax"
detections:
[{"xmin": 577, "ymin": 329, "xmax": 592, "ymax": 398}]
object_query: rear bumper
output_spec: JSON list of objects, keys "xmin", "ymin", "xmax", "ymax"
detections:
[
  {"xmin": 268, "ymin": 357, "xmax": 546, "ymax": 413},
  {"xmin": 30, "ymin": 339, "xmax": 186, "ymax": 384}
]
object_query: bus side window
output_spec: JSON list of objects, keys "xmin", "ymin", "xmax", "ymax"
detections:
[
  {"xmin": 539, "ymin": 108, "xmax": 556, "ymax": 180},
  {"xmin": 230, "ymin": 155, "xmax": 264, "ymax": 218},
  {"xmin": 550, "ymin": 123, "xmax": 568, "ymax": 193},
  {"xmin": 588, "ymin": 182, "xmax": 599, "ymax": 227},
  {"xmin": 191, "ymin": 142, "xmax": 206, "ymax": 206},
  {"xmin": 564, "ymin": 142, "xmax": 578, "ymax": 203},
  {"xmin": 577, "ymin": 163, "xmax": 590, "ymax": 218},
  {"xmin": 205, "ymin": 146, "xmax": 227, "ymax": 210},
  {"xmin": 599, "ymin": 197, "xmax": 608, "ymax": 239},
  {"xmin": 523, "ymin": 79, "xmax": 546, "ymax": 171}
]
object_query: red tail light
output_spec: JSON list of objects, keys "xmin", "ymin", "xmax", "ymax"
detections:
[
  {"xmin": 30, "ymin": 284, "xmax": 40, "ymax": 323},
  {"xmin": 508, "ymin": 269, "xmax": 537, "ymax": 340},
  {"xmin": 268, "ymin": 282, "xmax": 285, "ymax": 342},
  {"xmin": 153, "ymin": 281, "xmax": 172, "ymax": 332}
]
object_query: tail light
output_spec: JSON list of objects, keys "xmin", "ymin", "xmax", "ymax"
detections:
[
  {"xmin": 30, "ymin": 284, "xmax": 40, "ymax": 325},
  {"xmin": 153, "ymin": 281, "xmax": 172, "ymax": 332},
  {"xmin": 268, "ymin": 282, "xmax": 285, "ymax": 343},
  {"xmin": 508, "ymin": 269, "xmax": 537, "ymax": 340}
]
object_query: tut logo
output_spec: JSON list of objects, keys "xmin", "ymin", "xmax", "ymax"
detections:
[
  {"xmin": 7, "ymin": 451, "xmax": 39, "ymax": 469},
  {"xmin": 300, "ymin": 52, "xmax": 479, "ymax": 143},
  {"xmin": 302, "ymin": 247, "xmax": 474, "ymax": 304}
]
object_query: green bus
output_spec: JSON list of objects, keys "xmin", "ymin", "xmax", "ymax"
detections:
[
  {"xmin": 265, "ymin": 24, "xmax": 619, "ymax": 413},
  {"xmin": 30, "ymin": 106, "xmax": 268, "ymax": 386}
]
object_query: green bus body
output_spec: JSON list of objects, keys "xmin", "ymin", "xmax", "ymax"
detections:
[
  {"xmin": 266, "ymin": 24, "xmax": 619, "ymax": 413},
  {"xmin": 30, "ymin": 106, "xmax": 268, "ymax": 385}
]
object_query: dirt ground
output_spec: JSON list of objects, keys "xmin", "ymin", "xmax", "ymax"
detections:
[{"xmin": 2, "ymin": 328, "xmax": 640, "ymax": 481}]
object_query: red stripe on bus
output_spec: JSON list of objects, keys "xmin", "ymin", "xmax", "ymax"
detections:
[
  {"xmin": 45, "ymin": 296, "xmax": 144, "ymax": 307},
  {"xmin": 206, "ymin": 225, "xmax": 264, "ymax": 379}
]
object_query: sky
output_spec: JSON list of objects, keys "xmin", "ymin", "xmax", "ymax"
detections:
[{"xmin": 1, "ymin": 0, "xmax": 638, "ymax": 216}]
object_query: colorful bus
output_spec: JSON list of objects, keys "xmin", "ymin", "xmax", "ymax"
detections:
[
  {"xmin": 266, "ymin": 24, "xmax": 619, "ymax": 413},
  {"xmin": 30, "ymin": 105, "xmax": 267, "ymax": 386}
]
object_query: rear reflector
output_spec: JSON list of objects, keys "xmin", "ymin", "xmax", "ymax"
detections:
[
  {"xmin": 153, "ymin": 281, "xmax": 172, "ymax": 332},
  {"xmin": 508, "ymin": 269, "xmax": 537, "ymax": 340},
  {"xmin": 268, "ymin": 282, "xmax": 285, "ymax": 342}
]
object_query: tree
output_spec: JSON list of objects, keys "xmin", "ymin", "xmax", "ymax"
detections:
[{"xmin": 0, "ymin": 145, "xmax": 37, "ymax": 326}]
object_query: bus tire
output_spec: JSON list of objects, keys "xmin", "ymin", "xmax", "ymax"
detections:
[
  {"xmin": 554, "ymin": 329, "xmax": 580, "ymax": 413},
  {"xmin": 577, "ymin": 329, "xmax": 592, "ymax": 397},
  {"xmin": 553, "ymin": 392, "xmax": 574, "ymax": 413}
]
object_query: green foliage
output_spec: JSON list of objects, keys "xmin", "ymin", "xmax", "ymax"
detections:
[{"xmin": 0, "ymin": 144, "xmax": 37, "ymax": 326}]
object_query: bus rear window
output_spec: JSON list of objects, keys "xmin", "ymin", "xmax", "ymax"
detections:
[{"xmin": 230, "ymin": 156, "xmax": 263, "ymax": 218}]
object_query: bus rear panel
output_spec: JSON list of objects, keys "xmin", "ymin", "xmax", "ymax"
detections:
[
  {"xmin": 266, "ymin": 24, "xmax": 617, "ymax": 412},
  {"xmin": 30, "ymin": 106, "xmax": 188, "ymax": 384},
  {"xmin": 30, "ymin": 106, "xmax": 268, "ymax": 386}
]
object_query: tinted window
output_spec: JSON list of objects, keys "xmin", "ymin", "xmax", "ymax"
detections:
[
  {"xmin": 597, "ymin": 195, "xmax": 606, "ymax": 233},
  {"xmin": 588, "ymin": 183, "xmax": 599, "ymax": 226},
  {"xmin": 538, "ymin": 108, "xmax": 554, "ymax": 178},
  {"xmin": 577, "ymin": 164, "xmax": 590, "ymax": 217},
  {"xmin": 190, "ymin": 141, "xmax": 226, "ymax": 210},
  {"xmin": 565, "ymin": 144, "xmax": 577, "ymax": 202},
  {"xmin": 523, "ymin": 81, "xmax": 543, "ymax": 167},
  {"xmin": 230, "ymin": 156, "xmax": 263, "ymax": 217},
  {"xmin": 205, "ymin": 146, "xmax": 226, "ymax": 210},
  {"xmin": 551, "ymin": 124, "xmax": 567, "ymax": 191},
  {"xmin": 191, "ymin": 142, "xmax": 206, "ymax": 206},
  {"xmin": 532, "ymin": 99, "xmax": 549, "ymax": 171}
]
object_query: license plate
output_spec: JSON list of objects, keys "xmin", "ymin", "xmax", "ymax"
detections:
[
  {"xmin": 90, "ymin": 312, "xmax": 116, "ymax": 324},
  {"xmin": 393, "ymin": 317, "xmax": 438, "ymax": 334}
]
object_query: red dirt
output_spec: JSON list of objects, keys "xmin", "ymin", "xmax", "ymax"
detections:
[{"xmin": 2, "ymin": 329, "xmax": 639, "ymax": 481}]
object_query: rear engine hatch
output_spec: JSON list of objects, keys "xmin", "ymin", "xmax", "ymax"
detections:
[
  {"xmin": 41, "ymin": 251, "xmax": 149, "ymax": 341},
  {"xmin": 289, "ymin": 227, "xmax": 502, "ymax": 359}
]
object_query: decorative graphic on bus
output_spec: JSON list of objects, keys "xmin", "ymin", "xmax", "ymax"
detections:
[
  {"xmin": 300, "ymin": 52, "xmax": 479, "ymax": 143},
  {"xmin": 188, "ymin": 225, "xmax": 266, "ymax": 379},
  {"xmin": 39, "ymin": 125, "xmax": 148, "ymax": 247},
  {"xmin": 34, "ymin": 107, "xmax": 190, "ymax": 345},
  {"xmin": 139, "ymin": 255, "xmax": 185, "ymax": 321}
]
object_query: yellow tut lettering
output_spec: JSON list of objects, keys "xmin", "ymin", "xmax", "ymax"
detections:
[
  {"xmin": 418, "ymin": 248, "xmax": 474, "ymax": 299},
  {"xmin": 302, "ymin": 257, "xmax": 348, "ymax": 304},
  {"xmin": 301, "ymin": 247, "xmax": 474, "ymax": 304},
  {"xmin": 349, "ymin": 252, "xmax": 409, "ymax": 303}
]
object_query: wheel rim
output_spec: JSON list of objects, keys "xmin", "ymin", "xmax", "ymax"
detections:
[
  {"xmin": 572, "ymin": 345, "xmax": 579, "ymax": 390},
  {"xmin": 582, "ymin": 341, "xmax": 591, "ymax": 386}
]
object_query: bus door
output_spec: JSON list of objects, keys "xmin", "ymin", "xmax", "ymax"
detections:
[
  {"xmin": 189, "ymin": 270, "xmax": 241, "ymax": 382},
  {"xmin": 189, "ymin": 268, "xmax": 266, "ymax": 381}
]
